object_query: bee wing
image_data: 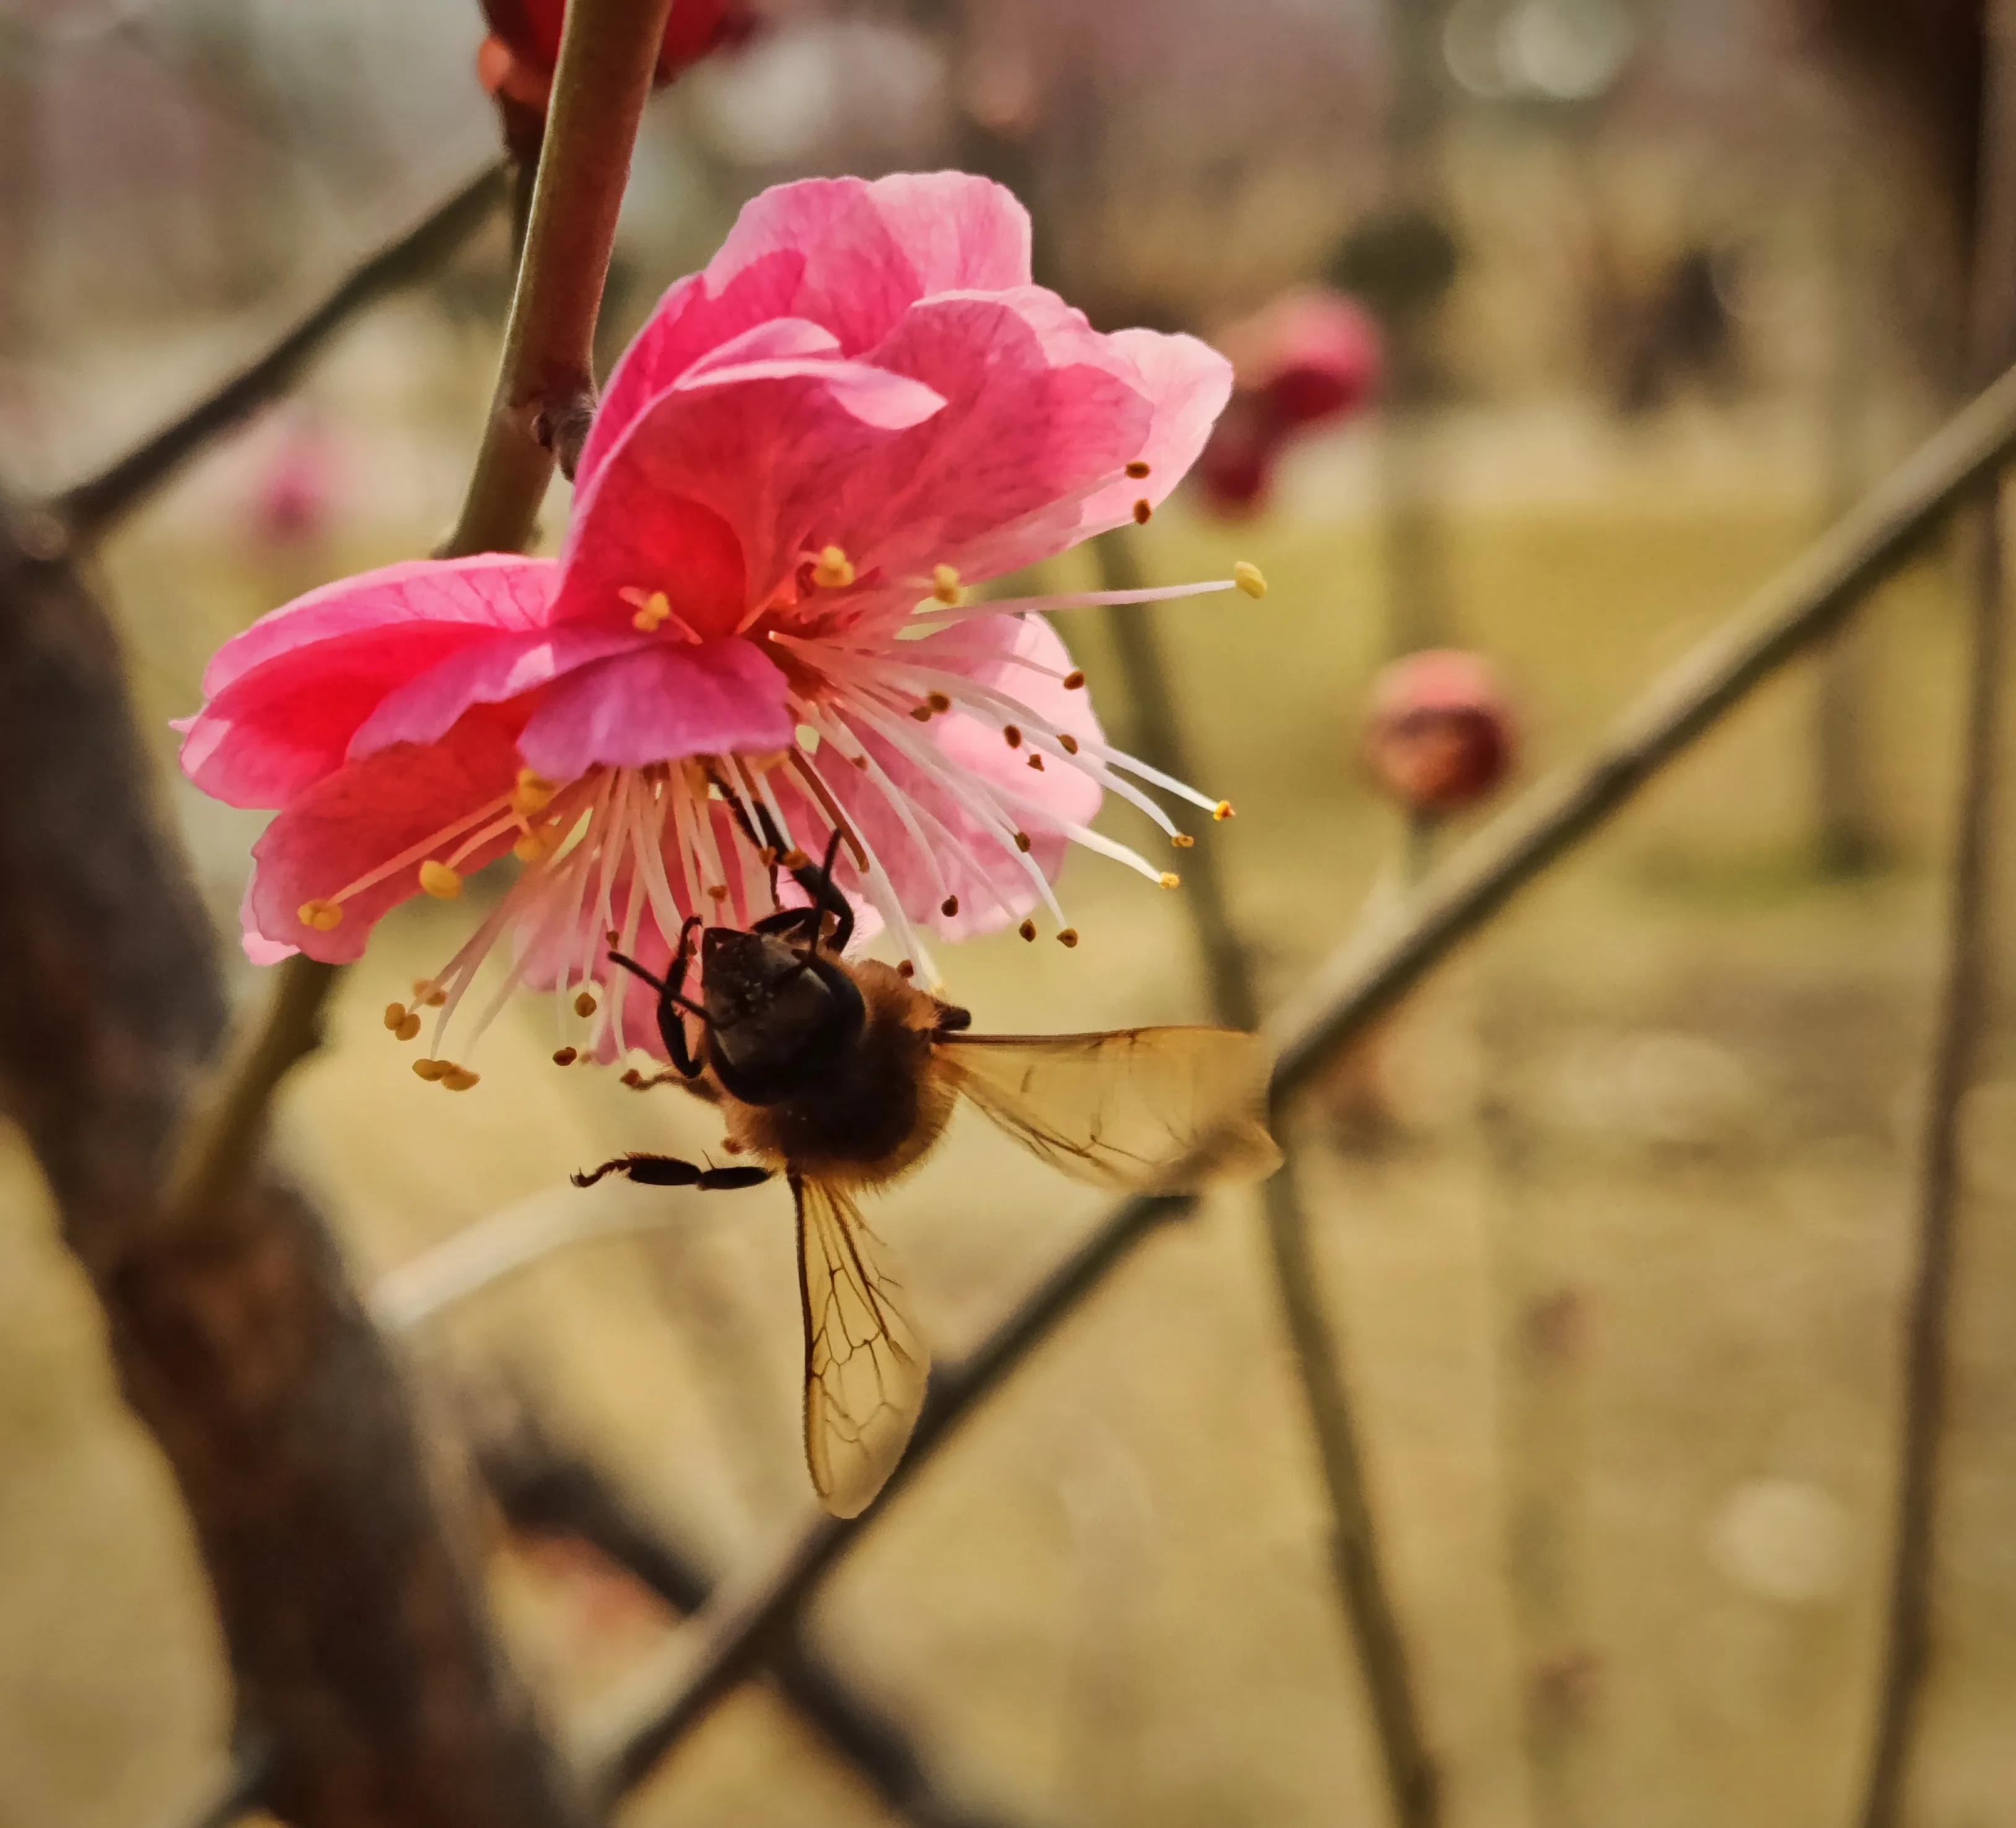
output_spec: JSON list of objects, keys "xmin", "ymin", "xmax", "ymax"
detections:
[
  {"xmin": 794, "ymin": 1174, "xmax": 930, "ymax": 1518},
  {"xmin": 940, "ymin": 1027, "xmax": 1282, "ymax": 1193}
]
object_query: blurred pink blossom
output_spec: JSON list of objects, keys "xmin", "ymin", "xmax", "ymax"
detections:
[
  {"xmin": 249, "ymin": 421, "xmax": 344, "ymax": 550},
  {"xmin": 1364, "ymin": 649, "xmax": 1515, "ymax": 815},
  {"xmin": 1196, "ymin": 287, "xmax": 1381, "ymax": 517},
  {"xmin": 178, "ymin": 173, "xmax": 1248, "ymax": 1070}
]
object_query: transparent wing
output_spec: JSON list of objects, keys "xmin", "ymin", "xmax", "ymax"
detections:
[
  {"xmin": 794, "ymin": 1174, "xmax": 930, "ymax": 1519},
  {"xmin": 942, "ymin": 1026, "xmax": 1282, "ymax": 1193}
]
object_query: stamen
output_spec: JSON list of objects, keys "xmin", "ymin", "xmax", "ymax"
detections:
[
  {"xmin": 932, "ymin": 563, "xmax": 963, "ymax": 606},
  {"xmin": 574, "ymin": 991, "xmax": 597, "ymax": 1018},
  {"xmin": 1028, "ymin": 753, "xmax": 1045, "ymax": 771},
  {"xmin": 910, "ymin": 704, "xmax": 933, "ymax": 722},
  {"xmin": 1126, "ymin": 459, "xmax": 1151, "ymax": 479},
  {"xmin": 397, "ymin": 1014, "xmax": 422, "ymax": 1042},
  {"xmin": 383, "ymin": 1003, "xmax": 408, "ymax": 1031},
  {"xmin": 940, "ymin": 895, "xmax": 960, "ymax": 917},
  {"xmin": 897, "ymin": 960, "xmax": 916, "ymax": 977},
  {"xmin": 628, "ymin": 590, "xmax": 673, "ymax": 634},
  {"xmin": 1234, "ymin": 561, "xmax": 1268, "ymax": 598},
  {"xmin": 413, "ymin": 980, "xmax": 448, "ymax": 1008},
  {"xmin": 515, "ymin": 767, "xmax": 558, "ymax": 815},
  {"xmin": 442, "ymin": 1066, "xmax": 480, "ymax": 1091},
  {"xmin": 1173, "ymin": 833, "xmax": 1196, "ymax": 849},
  {"xmin": 1064, "ymin": 671, "xmax": 1085, "ymax": 689},
  {"xmin": 1214, "ymin": 800, "xmax": 1235, "ymax": 820},
  {"xmin": 515, "ymin": 828, "xmax": 556, "ymax": 863},
  {"xmin": 1132, "ymin": 499, "xmax": 1152, "ymax": 525},
  {"xmin": 1160, "ymin": 872, "xmax": 1181, "ymax": 889},
  {"xmin": 1019, "ymin": 919, "xmax": 1037, "ymax": 941},
  {"xmin": 419, "ymin": 860, "xmax": 464, "ymax": 899},
  {"xmin": 298, "ymin": 899, "xmax": 343, "ymax": 931},
  {"xmin": 1003, "ymin": 725, "xmax": 1022, "ymax": 748},
  {"xmin": 1060, "ymin": 734, "xmax": 1080, "ymax": 754},
  {"xmin": 412, "ymin": 1058, "xmax": 451, "ymax": 1081},
  {"xmin": 553, "ymin": 1046, "xmax": 578, "ymax": 1066},
  {"xmin": 1014, "ymin": 831, "xmax": 1032, "ymax": 852},
  {"xmin": 813, "ymin": 546, "xmax": 856, "ymax": 588},
  {"xmin": 927, "ymin": 691, "xmax": 952, "ymax": 714},
  {"xmin": 1058, "ymin": 927, "xmax": 1080, "ymax": 947}
]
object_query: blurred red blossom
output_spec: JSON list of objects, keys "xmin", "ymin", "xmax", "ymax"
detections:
[
  {"xmin": 478, "ymin": 0, "xmax": 756, "ymax": 155},
  {"xmin": 1365, "ymin": 649, "xmax": 1515, "ymax": 816},
  {"xmin": 1195, "ymin": 287, "xmax": 1381, "ymax": 516}
]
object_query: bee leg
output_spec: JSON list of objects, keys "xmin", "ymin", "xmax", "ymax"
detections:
[
  {"xmin": 727, "ymin": 790, "xmax": 855, "ymax": 955},
  {"xmin": 696, "ymin": 1165, "xmax": 774, "ymax": 1191},
  {"xmin": 571, "ymin": 1152, "xmax": 704, "ymax": 1189},
  {"xmin": 608, "ymin": 924, "xmax": 707, "ymax": 1080}
]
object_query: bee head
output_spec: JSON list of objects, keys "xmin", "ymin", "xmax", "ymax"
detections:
[{"xmin": 700, "ymin": 926, "xmax": 864, "ymax": 1101}]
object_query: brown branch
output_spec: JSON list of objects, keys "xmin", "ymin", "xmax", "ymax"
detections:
[
  {"xmin": 1095, "ymin": 531, "xmax": 1439, "ymax": 1828},
  {"xmin": 0, "ymin": 510, "xmax": 586, "ymax": 1828},
  {"xmin": 447, "ymin": 0, "xmax": 673, "ymax": 556},
  {"xmin": 1854, "ymin": 7, "xmax": 2016, "ymax": 1823},
  {"xmin": 0, "ymin": 4, "xmax": 680, "ymax": 1826},
  {"xmin": 580, "ymin": 354, "xmax": 2016, "ymax": 1802},
  {"xmin": 50, "ymin": 162, "xmax": 509, "ymax": 543},
  {"xmin": 475, "ymin": 1394, "xmax": 1040, "ymax": 1828}
]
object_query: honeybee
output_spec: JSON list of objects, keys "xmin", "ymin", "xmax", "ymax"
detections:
[{"xmin": 572, "ymin": 832, "xmax": 1282, "ymax": 1517}]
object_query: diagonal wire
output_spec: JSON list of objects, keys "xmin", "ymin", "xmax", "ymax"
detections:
[
  {"xmin": 579, "ymin": 357, "xmax": 2016, "ymax": 1807},
  {"xmin": 1094, "ymin": 528, "xmax": 1440, "ymax": 1828}
]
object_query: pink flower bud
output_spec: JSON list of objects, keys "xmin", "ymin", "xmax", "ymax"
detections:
[
  {"xmin": 480, "ymin": 0, "xmax": 754, "ymax": 84},
  {"xmin": 1192, "ymin": 395, "xmax": 1283, "ymax": 514},
  {"xmin": 1365, "ymin": 650, "xmax": 1515, "ymax": 815}
]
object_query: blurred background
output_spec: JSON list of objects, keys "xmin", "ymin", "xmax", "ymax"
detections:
[{"xmin": 2, "ymin": 1, "xmax": 2013, "ymax": 1825}]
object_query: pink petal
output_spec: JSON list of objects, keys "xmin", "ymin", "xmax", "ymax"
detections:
[
  {"xmin": 557, "ymin": 359, "xmax": 942, "ymax": 627},
  {"xmin": 1078, "ymin": 330, "xmax": 1232, "ymax": 530},
  {"xmin": 184, "ymin": 619, "xmax": 504, "ymax": 809},
  {"xmin": 245, "ymin": 713, "xmax": 522, "ymax": 964},
  {"xmin": 577, "ymin": 173, "xmax": 1028, "ymax": 489},
  {"xmin": 182, "ymin": 556, "xmax": 558, "ymax": 808},
  {"xmin": 201, "ymin": 554, "xmax": 553, "ymax": 697},
  {"xmin": 516, "ymin": 638, "xmax": 795, "ymax": 781},
  {"xmin": 348, "ymin": 619, "xmax": 653, "ymax": 759},
  {"xmin": 825, "ymin": 294, "xmax": 1154, "ymax": 586}
]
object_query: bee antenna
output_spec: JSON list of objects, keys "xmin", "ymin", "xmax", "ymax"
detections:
[{"xmin": 606, "ymin": 950, "xmax": 667, "ymax": 992}]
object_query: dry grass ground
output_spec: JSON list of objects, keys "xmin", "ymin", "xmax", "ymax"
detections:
[{"xmin": 3, "ymin": 376, "xmax": 2012, "ymax": 1828}]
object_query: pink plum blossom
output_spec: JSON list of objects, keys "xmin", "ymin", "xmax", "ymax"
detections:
[
  {"xmin": 179, "ymin": 172, "xmax": 1262, "ymax": 1078},
  {"xmin": 1197, "ymin": 287, "xmax": 1380, "ymax": 517}
]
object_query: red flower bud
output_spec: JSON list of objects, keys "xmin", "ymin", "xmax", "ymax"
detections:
[
  {"xmin": 1224, "ymin": 287, "xmax": 1382, "ymax": 431},
  {"xmin": 1365, "ymin": 650, "xmax": 1516, "ymax": 815},
  {"xmin": 1193, "ymin": 395, "xmax": 1284, "ymax": 515}
]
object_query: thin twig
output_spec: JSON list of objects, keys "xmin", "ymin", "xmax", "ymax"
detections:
[
  {"xmin": 1853, "ymin": 9, "xmax": 2016, "ymax": 1823},
  {"xmin": 579, "ymin": 356, "xmax": 2016, "ymax": 1802},
  {"xmin": 447, "ymin": 0, "xmax": 672, "ymax": 555},
  {"xmin": 1095, "ymin": 530, "xmax": 1439, "ymax": 1828},
  {"xmin": 51, "ymin": 162, "xmax": 508, "ymax": 543},
  {"xmin": 476, "ymin": 1395, "xmax": 1037, "ymax": 1828}
]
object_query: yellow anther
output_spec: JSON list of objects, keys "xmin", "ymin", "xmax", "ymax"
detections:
[
  {"xmin": 419, "ymin": 860, "xmax": 463, "ymax": 899},
  {"xmin": 630, "ymin": 590, "xmax": 673, "ymax": 633},
  {"xmin": 1125, "ymin": 459, "xmax": 1151, "ymax": 479},
  {"xmin": 1132, "ymin": 498, "xmax": 1152, "ymax": 525},
  {"xmin": 413, "ymin": 979, "xmax": 447, "ymax": 1007},
  {"xmin": 1064, "ymin": 670, "xmax": 1086, "ymax": 690},
  {"xmin": 514, "ymin": 829, "xmax": 554, "ymax": 864},
  {"xmin": 574, "ymin": 991, "xmax": 597, "ymax": 1018},
  {"xmin": 1060, "ymin": 733, "xmax": 1080, "ymax": 754},
  {"xmin": 1213, "ymin": 800, "xmax": 1235, "ymax": 821},
  {"xmin": 932, "ymin": 563, "xmax": 963, "ymax": 606},
  {"xmin": 812, "ymin": 545, "xmax": 856, "ymax": 588},
  {"xmin": 514, "ymin": 767, "xmax": 558, "ymax": 813},
  {"xmin": 940, "ymin": 894, "xmax": 960, "ymax": 917},
  {"xmin": 1234, "ymin": 561, "xmax": 1268, "ymax": 599},
  {"xmin": 395, "ymin": 1013, "xmax": 422, "ymax": 1043},
  {"xmin": 552, "ymin": 1046, "xmax": 579, "ymax": 1067},
  {"xmin": 1057, "ymin": 927, "xmax": 1080, "ymax": 948},
  {"xmin": 441, "ymin": 1066, "xmax": 481, "ymax": 1092},
  {"xmin": 297, "ymin": 899, "xmax": 343, "ymax": 932},
  {"xmin": 1018, "ymin": 918, "xmax": 1038, "ymax": 942},
  {"xmin": 1173, "ymin": 833, "xmax": 1196, "ymax": 849},
  {"xmin": 383, "ymin": 1001, "xmax": 410, "ymax": 1031},
  {"xmin": 412, "ymin": 1057, "xmax": 451, "ymax": 1082},
  {"xmin": 706, "ymin": 883, "xmax": 730, "ymax": 903},
  {"xmin": 1160, "ymin": 872, "xmax": 1181, "ymax": 890}
]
